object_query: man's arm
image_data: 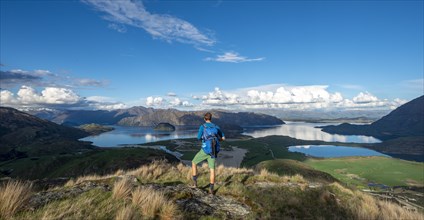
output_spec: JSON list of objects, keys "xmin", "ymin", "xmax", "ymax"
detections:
[
  {"xmin": 197, "ymin": 125, "xmax": 204, "ymax": 140},
  {"xmin": 217, "ymin": 127, "xmax": 225, "ymax": 141}
]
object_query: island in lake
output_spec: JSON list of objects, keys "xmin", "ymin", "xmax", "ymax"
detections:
[{"xmin": 154, "ymin": 122, "xmax": 176, "ymax": 131}]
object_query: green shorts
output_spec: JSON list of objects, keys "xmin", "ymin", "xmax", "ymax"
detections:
[{"xmin": 192, "ymin": 149, "xmax": 215, "ymax": 169}]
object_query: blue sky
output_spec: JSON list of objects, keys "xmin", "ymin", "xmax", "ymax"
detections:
[{"xmin": 0, "ymin": 0, "xmax": 423, "ymax": 111}]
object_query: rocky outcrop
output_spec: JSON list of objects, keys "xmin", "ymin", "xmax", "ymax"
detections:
[
  {"xmin": 24, "ymin": 177, "xmax": 251, "ymax": 219},
  {"xmin": 153, "ymin": 183, "xmax": 252, "ymax": 218}
]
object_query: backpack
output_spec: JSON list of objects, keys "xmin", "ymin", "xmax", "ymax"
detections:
[{"xmin": 201, "ymin": 123, "xmax": 220, "ymax": 158}]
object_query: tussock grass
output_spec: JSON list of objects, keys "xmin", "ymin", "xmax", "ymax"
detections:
[
  {"xmin": 0, "ymin": 181, "xmax": 32, "ymax": 219},
  {"xmin": 328, "ymin": 182, "xmax": 423, "ymax": 220},
  {"xmin": 36, "ymin": 189, "xmax": 119, "ymax": 220},
  {"xmin": 128, "ymin": 160, "xmax": 180, "ymax": 183},
  {"xmin": 377, "ymin": 200, "xmax": 423, "ymax": 220},
  {"xmin": 132, "ymin": 186, "xmax": 179, "ymax": 219},
  {"xmin": 113, "ymin": 178, "xmax": 133, "ymax": 200},
  {"xmin": 6, "ymin": 160, "xmax": 422, "ymax": 219},
  {"xmin": 115, "ymin": 205, "xmax": 138, "ymax": 220},
  {"xmin": 114, "ymin": 169, "xmax": 125, "ymax": 176}
]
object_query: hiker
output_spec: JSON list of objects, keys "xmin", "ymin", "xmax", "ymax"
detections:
[{"xmin": 192, "ymin": 112, "xmax": 225, "ymax": 194}]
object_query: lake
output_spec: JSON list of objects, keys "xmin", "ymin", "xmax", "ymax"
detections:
[
  {"xmin": 243, "ymin": 121, "xmax": 381, "ymax": 143},
  {"xmin": 288, "ymin": 145, "xmax": 390, "ymax": 158},
  {"xmin": 81, "ymin": 121, "xmax": 381, "ymax": 147},
  {"xmin": 80, "ymin": 126, "xmax": 198, "ymax": 147}
]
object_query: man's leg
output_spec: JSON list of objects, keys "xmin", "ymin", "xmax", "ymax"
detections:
[
  {"xmin": 192, "ymin": 162, "xmax": 197, "ymax": 177},
  {"xmin": 192, "ymin": 150, "xmax": 207, "ymax": 188},
  {"xmin": 210, "ymin": 168, "xmax": 215, "ymax": 183},
  {"xmin": 207, "ymin": 157, "xmax": 216, "ymax": 194}
]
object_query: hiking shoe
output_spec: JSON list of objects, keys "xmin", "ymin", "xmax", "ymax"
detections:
[
  {"xmin": 191, "ymin": 175, "xmax": 198, "ymax": 188},
  {"xmin": 208, "ymin": 184, "xmax": 214, "ymax": 195},
  {"xmin": 191, "ymin": 179, "xmax": 198, "ymax": 188}
]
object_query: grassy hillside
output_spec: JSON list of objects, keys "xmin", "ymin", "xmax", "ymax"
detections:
[
  {"xmin": 255, "ymin": 159, "xmax": 338, "ymax": 183},
  {"xmin": 0, "ymin": 148, "xmax": 178, "ymax": 179},
  {"xmin": 1, "ymin": 161, "xmax": 421, "ymax": 219},
  {"xmin": 305, "ymin": 157, "xmax": 424, "ymax": 188}
]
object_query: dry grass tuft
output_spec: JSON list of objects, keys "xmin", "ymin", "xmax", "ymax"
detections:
[
  {"xmin": 113, "ymin": 178, "xmax": 133, "ymax": 200},
  {"xmin": 74, "ymin": 174, "xmax": 111, "ymax": 185},
  {"xmin": 290, "ymin": 174, "xmax": 306, "ymax": 183},
  {"xmin": 39, "ymin": 189, "xmax": 117, "ymax": 220},
  {"xmin": 127, "ymin": 160, "xmax": 168, "ymax": 181},
  {"xmin": 114, "ymin": 169, "xmax": 125, "ymax": 176},
  {"xmin": 132, "ymin": 186, "xmax": 179, "ymax": 219},
  {"xmin": 330, "ymin": 182, "xmax": 354, "ymax": 196},
  {"xmin": 115, "ymin": 205, "xmax": 138, "ymax": 220},
  {"xmin": 329, "ymin": 182, "xmax": 422, "ymax": 220},
  {"xmin": 377, "ymin": 200, "xmax": 423, "ymax": 220},
  {"xmin": 259, "ymin": 168, "xmax": 271, "ymax": 177},
  {"xmin": 159, "ymin": 201, "xmax": 180, "ymax": 220},
  {"xmin": 64, "ymin": 179, "xmax": 75, "ymax": 187},
  {"xmin": 0, "ymin": 181, "xmax": 33, "ymax": 219}
]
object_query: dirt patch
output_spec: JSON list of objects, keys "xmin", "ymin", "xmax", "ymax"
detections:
[{"xmin": 216, "ymin": 147, "xmax": 247, "ymax": 168}]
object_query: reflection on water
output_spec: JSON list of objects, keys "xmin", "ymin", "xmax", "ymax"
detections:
[
  {"xmin": 80, "ymin": 126, "xmax": 197, "ymax": 147},
  {"xmin": 243, "ymin": 121, "xmax": 381, "ymax": 143},
  {"xmin": 81, "ymin": 121, "xmax": 381, "ymax": 147},
  {"xmin": 288, "ymin": 145, "xmax": 390, "ymax": 158}
]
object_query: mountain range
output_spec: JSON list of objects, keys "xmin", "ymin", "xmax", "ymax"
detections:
[
  {"xmin": 321, "ymin": 95, "xmax": 424, "ymax": 140},
  {"xmin": 25, "ymin": 106, "xmax": 285, "ymax": 127},
  {"xmin": 0, "ymin": 107, "xmax": 93, "ymax": 161}
]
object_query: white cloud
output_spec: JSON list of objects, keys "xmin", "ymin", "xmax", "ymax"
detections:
[
  {"xmin": 1, "ymin": 68, "xmax": 107, "ymax": 90},
  {"xmin": 168, "ymin": 97, "xmax": 193, "ymax": 107},
  {"xmin": 108, "ymin": 23, "xmax": 127, "ymax": 33},
  {"xmin": 86, "ymin": 96, "xmax": 114, "ymax": 102},
  {"xmin": 352, "ymin": 92, "xmax": 378, "ymax": 103},
  {"xmin": 199, "ymin": 85, "xmax": 342, "ymax": 107},
  {"xmin": 146, "ymin": 96, "xmax": 164, "ymax": 106},
  {"xmin": 167, "ymin": 92, "xmax": 177, "ymax": 97},
  {"xmin": 169, "ymin": 97, "xmax": 182, "ymax": 106},
  {"xmin": 0, "ymin": 90, "xmax": 17, "ymax": 105},
  {"xmin": 86, "ymin": 96, "xmax": 127, "ymax": 110},
  {"xmin": 83, "ymin": 0, "xmax": 215, "ymax": 46},
  {"xmin": 205, "ymin": 52, "xmax": 265, "ymax": 63},
  {"xmin": 9, "ymin": 69, "xmax": 28, "ymax": 74},
  {"xmin": 194, "ymin": 85, "xmax": 404, "ymax": 110},
  {"xmin": 89, "ymin": 102, "xmax": 127, "ymax": 110},
  {"xmin": 2, "ymin": 85, "xmax": 82, "ymax": 106},
  {"xmin": 74, "ymin": 78, "xmax": 108, "ymax": 87},
  {"xmin": 202, "ymin": 87, "xmax": 240, "ymax": 105},
  {"xmin": 33, "ymin": 69, "xmax": 52, "ymax": 76},
  {"xmin": 0, "ymin": 86, "xmax": 127, "ymax": 110}
]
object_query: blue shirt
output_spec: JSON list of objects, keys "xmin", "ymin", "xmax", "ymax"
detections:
[{"xmin": 197, "ymin": 122, "xmax": 225, "ymax": 141}]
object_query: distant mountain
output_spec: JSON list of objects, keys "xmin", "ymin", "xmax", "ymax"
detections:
[
  {"xmin": 321, "ymin": 95, "xmax": 424, "ymax": 140},
  {"xmin": 25, "ymin": 107, "xmax": 284, "ymax": 127},
  {"xmin": 256, "ymin": 109, "xmax": 389, "ymax": 122},
  {"xmin": 118, "ymin": 109, "xmax": 285, "ymax": 126},
  {"xmin": 0, "ymin": 107, "xmax": 93, "ymax": 160}
]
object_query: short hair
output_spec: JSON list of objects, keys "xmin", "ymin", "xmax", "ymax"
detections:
[{"xmin": 204, "ymin": 112, "xmax": 212, "ymax": 121}]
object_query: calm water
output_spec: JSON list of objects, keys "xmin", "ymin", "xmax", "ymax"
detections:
[
  {"xmin": 80, "ymin": 126, "xmax": 197, "ymax": 147},
  {"xmin": 243, "ymin": 121, "xmax": 381, "ymax": 143},
  {"xmin": 81, "ymin": 122, "xmax": 381, "ymax": 147},
  {"xmin": 288, "ymin": 145, "xmax": 390, "ymax": 158}
]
